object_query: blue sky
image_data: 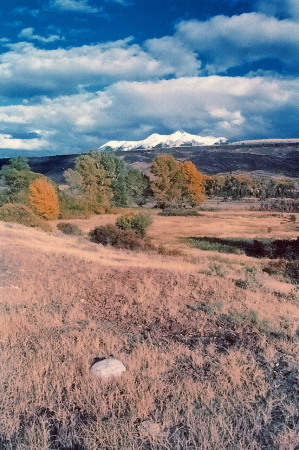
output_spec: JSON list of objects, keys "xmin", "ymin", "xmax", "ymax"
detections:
[{"xmin": 0, "ymin": 0, "xmax": 298, "ymax": 156}]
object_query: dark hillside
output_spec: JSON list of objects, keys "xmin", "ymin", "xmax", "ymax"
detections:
[
  {"xmin": 0, "ymin": 142, "xmax": 299, "ymax": 183},
  {"xmin": 0, "ymin": 154, "xmax": 78, "ymax": 184}
]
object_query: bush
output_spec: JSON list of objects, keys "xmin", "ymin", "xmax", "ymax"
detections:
[
  {"xmin": 263, "ymin": 259, "xmax": 287, "ymax": 275},
  {"xmin": 116, "ymin": 212, "xmax": 152, "ymax": 238},
  {"xmin": 158, "ymin": 208, "xmax": 202, "ymax": 216},
  {"xmin": 89, "ymin": 224, "xmax": 145, "ymax": 250},
  {"xmin": 260, "ymin": 199, "xmax": 299, "ymax": 212},
  {"xmin": 57, "ymin": 222, "xmax": 83, "ymax": 236},
  {"xmin": 285, "ymin": 261, "xmax": 299, "ymax": 284},
  {"xmin": 58, "ymin": 191, "xmax": 91, "ymax": 219},
  {"xmin": 0, "ymin": 203, "xmax": 52, "ymax": 231},
  {"xmin": 251, "ymin": 238, "xmax": 299, "ymax": 260}
]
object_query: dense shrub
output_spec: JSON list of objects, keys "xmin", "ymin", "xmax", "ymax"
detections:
[
  {"xmin": 58, "ymin": 191, "xmax": 91, "ymax": 219},
  {"xmin": 0, "ymin": 203, "xmax": 52, "ymax": 231},
  {"xmin": 116, "ymin": 212, "xmax": 152, "ymax": 238},
  {"xmin": 285, "ymin": 261, "xmax": 299, "ymax": 284},
  {"xmin": 57, "ymin": 222, "xmax": 83, "ymax": 236},
  {"xmin": 89, "ymin": 224, "xmax": 145, "ymax": 250},
  {"xmin": 262, "ymin": 259, "xmax": 287, "ymax": 276},
  {"xmin": 250, "ymin": 238, "xmax": 299, "ymax": 260},
  {"xmin": 158, "ymin": 208, "xmax": 202, "ymax": 216},
  {"xmin": 260, "ymin": 199, "xmax": 299, "ymax": 212}
]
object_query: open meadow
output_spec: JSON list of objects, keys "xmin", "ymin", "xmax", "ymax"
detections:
[{"xmin": 1, "ymin": 206, "xmax": 299, "ymax": 449}]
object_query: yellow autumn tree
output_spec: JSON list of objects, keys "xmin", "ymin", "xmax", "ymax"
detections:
[
  {"xmin": 29, "ymin": 178, "xmax": 60, "ymax": 220},
  {"xmin": 150, "ymin": 154, "xmax": 205, "ymax": 208},
  {"xmin": 150, "ymin": 154, "xmax": 184, "ymax": 208}
]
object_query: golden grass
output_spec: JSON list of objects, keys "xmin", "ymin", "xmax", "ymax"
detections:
[
  {"xmin": 53, "ymin": 208, "xmax": 299, "ymax": 253},
  {"xmin": 1, "ymin": 219, "xmax": 299, "ymax": 449}
]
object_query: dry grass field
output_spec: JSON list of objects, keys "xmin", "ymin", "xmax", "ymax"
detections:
[
  {"xmin": 1, "ymin": 208, "xmax": 299, "ymax": 449},
  {"xmin": 53, "ymin": 206, "xmax": 299, "ymax": 253}
]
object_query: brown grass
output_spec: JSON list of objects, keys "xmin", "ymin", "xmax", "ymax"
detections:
[
  {"xmin": 53, "ymin": 208, "xmax": 299, "ymax": 254},
  {"xmin": 1, "ymin": 219, "xmax": 299, "ymax": 449}
]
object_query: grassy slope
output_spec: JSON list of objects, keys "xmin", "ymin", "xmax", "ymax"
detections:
[{"xmin": 1, "ymin": 216, "xmax": 299, "ymax": 449}]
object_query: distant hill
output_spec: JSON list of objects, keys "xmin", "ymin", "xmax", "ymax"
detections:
[{"xmin": 0, "ymin": 141, "xmax": 299, "ymax": 183}]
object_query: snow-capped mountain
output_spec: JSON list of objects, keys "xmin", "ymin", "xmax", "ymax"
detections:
[{"xmin": 99, "ymin": 131, "xmax": 228, "ymax": 151}]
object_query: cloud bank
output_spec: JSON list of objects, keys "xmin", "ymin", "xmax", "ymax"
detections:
[{"xmin": 1, "ymin": 6, "xmax": 299, "ymax": 156}]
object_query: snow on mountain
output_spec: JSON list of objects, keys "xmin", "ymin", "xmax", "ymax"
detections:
[{"xmin": 99, "ymin": 131, "xmax": 228, "ymax": 151}]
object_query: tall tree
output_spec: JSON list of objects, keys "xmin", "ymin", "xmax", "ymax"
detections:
[
  {"xmin": 150, "ymin": 154, "xmax": 205, "ymax": 208},
  {"xmin": 64, "ymin": 152, "xmax": 112, "ymax": 209},
  {"xmin": 29, "ymin": 178, "xmax": 60, "ymax": 220},
  {"xmin": 100, "ymin": 152, "xmax": 129, "ymax": 207},
  {"xmin": 150, "ymin": 154, "xmax": 184, "ymax": 208},
  {"xmin": 125, "ymin": 168, "xmax": 152, "ymax": 206},
  {"xmin": 181, "ymin": 161, "xmax": 205, "ymax": 206},
  {"xmin": 0, "ymin": 156, "xmax": 40, "ymax": 200}
]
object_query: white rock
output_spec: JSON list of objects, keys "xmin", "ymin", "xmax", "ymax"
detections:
[
  {"xmin": 90, "ymin": 357, "xmax": 126, "ymax": 380},
  {"xmin": 139, "ymin": 420, "xmax": 162, "ymax": 438}
]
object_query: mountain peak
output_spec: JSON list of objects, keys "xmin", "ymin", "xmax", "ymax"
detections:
[{"xmin": 99, "ymin": 131, "xmax": 228, "ymax": 151}]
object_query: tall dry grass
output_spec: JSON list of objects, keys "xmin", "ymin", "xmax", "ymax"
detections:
[{"xmin": 0, "ymin": 221, "xmax": 299, "ymax": 449}]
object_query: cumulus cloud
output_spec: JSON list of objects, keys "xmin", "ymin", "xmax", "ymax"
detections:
[
  {"xmin": 18, "ymin": 28, "xmax": 63, "ymax": 43},
  {"xmin": 144, "ymin": 36, "xmax": 200, "ymax": 77},
  {"xmin": 1, "ymin": 10, "xmax": 299, "ymax": 155},
  {"xmin": 0, "ymin": 40, "xmax": 177, "ymax": 100},
  {"xmin": 0, "ymin": 133, "xmax": 48, "ymax": 150},
  {"xmin": 50, "ymin": 0, "xmax": 102, "ymax": 13},
  {"xmin": 1, "ymin": 76, "xmax": 298, "ymax": 153},
  {"xmin": 161, "ymin": 13, "xmax": 299, "ymax": 75}
]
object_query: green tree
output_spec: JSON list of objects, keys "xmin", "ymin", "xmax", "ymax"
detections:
[
  {"xmin": 100, "ymin": 152, "xmax": 129, "ymax": 207},
  {"xmin": 64, "ymin": 152, "xmax": 112, "ymax": 211},
  {"xmin": 125, "ymin": 168, "xmax": 152, "ymax": 206},
  {"xmin": 150, "ymin": 154, "xmax": 184, "ymax": 208},
  {"xmin": 0, "ymin": 156, "xmax": 40, "ymax": 202}
]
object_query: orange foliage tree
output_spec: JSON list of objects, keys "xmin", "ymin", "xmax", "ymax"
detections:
[
  {"xmin": 29, "ymin": 178, "xmax": 60, "ymax": 220},
  {"xmin": 181, "ymin": 161, "xmax": 205, "ymax": 206},
  {"xmin": 150, "ymin": 154, "xmax": 205, "ymax": 208}
]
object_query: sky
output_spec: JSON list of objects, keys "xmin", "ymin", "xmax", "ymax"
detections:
[{"xmin": 0, "ymin": 0, "xmax": 299, "ymax": 157}]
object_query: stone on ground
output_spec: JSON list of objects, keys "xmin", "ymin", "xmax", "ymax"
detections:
[{"xmin": 90, "ymin": 357, "xmax": 126, "ymax": 380}]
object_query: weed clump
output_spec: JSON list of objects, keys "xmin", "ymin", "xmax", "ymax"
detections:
[
  {"xmin": 0, "ymin": 203, "xmax": 52, "ymax": 231},
  {"xmin": 158, "ymin": 208, "xmax": 202, "ymax": 216}
]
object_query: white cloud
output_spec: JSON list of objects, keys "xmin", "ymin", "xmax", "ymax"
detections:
[
  {"xmin": 171, "ymin": 13, "xmax": 299, "ymax": 74},
  {"xmin": 145, "ymin": 36, "xmax": 200, "ymax": 77},
  {"xmin": 0, "ymin": 40, "xmax": 176, "ymax": 99},
  {"xmin": 0, "ymin": 133, "xmax": 48, "ymax": 150},
  {"xmin": 1, "ymin": 76, "xmax": 298, "ymax": 153},
  {"xmin": 1, "ymin": 11, "xmax": 299, "ymax": 155},
  {"xmin": 50, "ymin": 0, "xmax": 102, "ymax": 13},
  {"xmin": 18, "ymin": 28, "xmax": 63, "ymax": 43}
]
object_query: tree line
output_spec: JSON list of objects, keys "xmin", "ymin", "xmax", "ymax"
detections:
[
  {"xmin": 204, "ymin": 174, "xmax": 299, "ymax": 200},
  {"xmin": 0, "ymin": 152, "xmax": 298, "ymax": 229}
]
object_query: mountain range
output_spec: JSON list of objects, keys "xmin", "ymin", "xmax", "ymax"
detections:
[
  {"xmin": 0, "ymin": 140, "xmax": 299, "ymax": 185},
  {"xmin": 99, "ymin": 131, "xmax": 228, "ymax": 151}
]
